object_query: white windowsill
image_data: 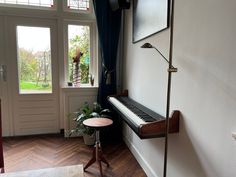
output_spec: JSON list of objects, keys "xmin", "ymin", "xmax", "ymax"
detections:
[{"xmin": 61, "ymin": 85, "xmax": 98, "ymax": 89}]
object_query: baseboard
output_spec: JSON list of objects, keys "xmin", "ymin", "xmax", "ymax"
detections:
[
  {"xmin": 123, "ymin": 136, "xmax": 158, "ymax": 177},
  {"xmin": 64, "ymin": 129, "xmax": 82, "ymax": 138}
]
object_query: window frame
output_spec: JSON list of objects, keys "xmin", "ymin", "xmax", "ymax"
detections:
[
  {"xmin": 63, "ymin": 0, "xmax": 93, "ymax": 14},
  {"xmin": 0, "ymin": 0, "xmax": 57, "ymax": 10},
  {"xmin": 0, "ymin": 0, "xmax": 98, "ymax": 88},
  {"xmin": 64, "ymin": 20, "xmax": 98, "ymax": 87}
]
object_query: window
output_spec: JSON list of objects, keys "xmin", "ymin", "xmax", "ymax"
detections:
[
  {"xmin": 67, "ymin": 24, "xmax": 91, "ymax": 85},
  {"xmin": 17, "ymin": 26, "xmax": 52, "ymax": 94},
  {"xmin": 0, "ymin": 0, "xmax": 97, "ymax": 88},
  {"xmin": 67, "ymin": 0, "xmax": 89, "ymax": 11},
  {"xmin": 0, "ymin": 0, "xmax": 54, "ymax": 7}
]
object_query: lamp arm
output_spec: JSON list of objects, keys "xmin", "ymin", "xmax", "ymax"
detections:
[
  {"xmin": 152, "ymin": 46, "xmax": 170, "ymax": 64},
  {"xmin": 152, "ymin": 46, "xmax": 177, "ymax": 70}
]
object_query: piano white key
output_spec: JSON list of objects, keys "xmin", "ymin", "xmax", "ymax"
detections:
[{"xmin": 108, "ymin": 97, "xmax": 147, "ymax": 126}]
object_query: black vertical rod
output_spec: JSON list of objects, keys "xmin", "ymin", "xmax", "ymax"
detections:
[{"xmin": 163, "ymin": 0, "xmax": 175, "ymax": 177}]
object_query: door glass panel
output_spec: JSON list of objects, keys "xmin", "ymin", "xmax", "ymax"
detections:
[{"xmin": 16, "ymin": 26, "xmax": 52, "ymax": 94}]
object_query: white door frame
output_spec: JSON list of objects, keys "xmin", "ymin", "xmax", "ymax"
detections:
[{"xmin": 0, "ymin": 16, "xmax": 12, "ymax": 136}]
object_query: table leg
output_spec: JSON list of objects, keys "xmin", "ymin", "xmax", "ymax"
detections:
[
  {"xmin": 84, "ymin": 148, "xmax": 96, "ymax": 170},
  {"xmin": 84, "ymin": 129, "xmax": 110, "ymax": 176}
]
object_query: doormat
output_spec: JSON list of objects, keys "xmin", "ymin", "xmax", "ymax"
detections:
[{"xmin": 0, "ymin": 165, "xmax": 84, "ymax": 177}]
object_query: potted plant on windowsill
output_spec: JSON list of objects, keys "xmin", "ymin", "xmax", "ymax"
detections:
[{"xmin": 70, "ymin": 102, "xmax": 111, "ymax": 145}]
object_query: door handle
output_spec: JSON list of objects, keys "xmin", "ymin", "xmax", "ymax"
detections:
[{"xmin": 0, "ymin": 65, "xmax": 7, "ymax": 82}]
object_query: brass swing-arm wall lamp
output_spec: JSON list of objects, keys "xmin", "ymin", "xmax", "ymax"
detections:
[{"xmin": 141, "ymin": 43, "xmax": 178, "ymax": 73}]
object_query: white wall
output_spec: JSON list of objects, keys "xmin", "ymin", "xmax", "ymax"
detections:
[{"xmin": 123, "ymin": 0, "xmax": 236, "ymax": 177}]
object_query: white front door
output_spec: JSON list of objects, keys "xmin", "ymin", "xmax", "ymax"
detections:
[
  {"xmin": 0, "ymin": 16, "xmax": 11, "ymax": 136},
  {"xmin": 3, "ymin": 17, "xmax": 60, "ymax": 136}
]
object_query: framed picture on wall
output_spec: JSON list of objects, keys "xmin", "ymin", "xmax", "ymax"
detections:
[{"xmin": 133, "ymin": 0, "xmax": 169, "ymax": 43}]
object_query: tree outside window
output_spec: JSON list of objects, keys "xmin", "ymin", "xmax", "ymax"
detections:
[{"xmin": 68, "ymin": 25, "xmax": 90, "ymax": 84}]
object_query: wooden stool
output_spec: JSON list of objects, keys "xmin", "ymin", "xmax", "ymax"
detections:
[{"xmin": 83, "ymin": 118, "xmax": 113, "ymax": 177}]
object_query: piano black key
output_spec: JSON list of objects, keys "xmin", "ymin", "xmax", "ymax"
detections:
[{"xmin": 117, "ymin": 97, "xmax": 157, "ymax": 122}]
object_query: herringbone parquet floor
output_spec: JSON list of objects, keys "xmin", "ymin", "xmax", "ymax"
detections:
[{"xmin": 2, "ymin": 134, "xmax": 147, "ymax": 177}]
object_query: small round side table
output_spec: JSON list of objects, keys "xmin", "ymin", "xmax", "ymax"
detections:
[{"xmin": 83, "ymin": 117, "xmax": 113, "ymax": 177}]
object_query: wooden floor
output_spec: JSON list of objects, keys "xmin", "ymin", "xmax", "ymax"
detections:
[{"xmin": 2, "ymin": 134, "xmax": 147, "ymax": 177}]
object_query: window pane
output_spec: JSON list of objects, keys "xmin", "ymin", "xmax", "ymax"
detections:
[
  {"xmin": 67, "ymin": 0, "xmax": 89, "ymax": 11},
  {"xmin": 68, "ymin": 25, "xmax": 90, "ymax": 85},
  {"xmin": 0, "ymin": 0, "xmax": 53, "ymax": 7},
  {"xmin": 17, "ymin": 26, "xmax": 52, "ymax": 94}
]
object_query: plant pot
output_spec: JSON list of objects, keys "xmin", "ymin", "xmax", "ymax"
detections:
[{"xmin": 83, "ymin": 133, "xmax": 95, "ymax": 145}]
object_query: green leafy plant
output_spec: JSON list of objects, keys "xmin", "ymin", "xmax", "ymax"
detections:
[{"xmin": 70, "ymin": 102, "xmax": 111, "ymax": 136}]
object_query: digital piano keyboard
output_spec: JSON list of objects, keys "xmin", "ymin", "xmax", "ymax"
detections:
[{"xmin": 108, "ymin": 94, "xmax": 180, "ymax": 139}]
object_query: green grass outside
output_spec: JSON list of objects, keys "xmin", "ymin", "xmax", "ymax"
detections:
[{"xmin": 20, "ymin": 81, "xmax": 52, "ymax": 91}]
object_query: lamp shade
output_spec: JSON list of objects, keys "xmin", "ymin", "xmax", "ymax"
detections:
[{"xmin": 141, "ymin": 43, "xmax": 153, "ymax": 48}]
